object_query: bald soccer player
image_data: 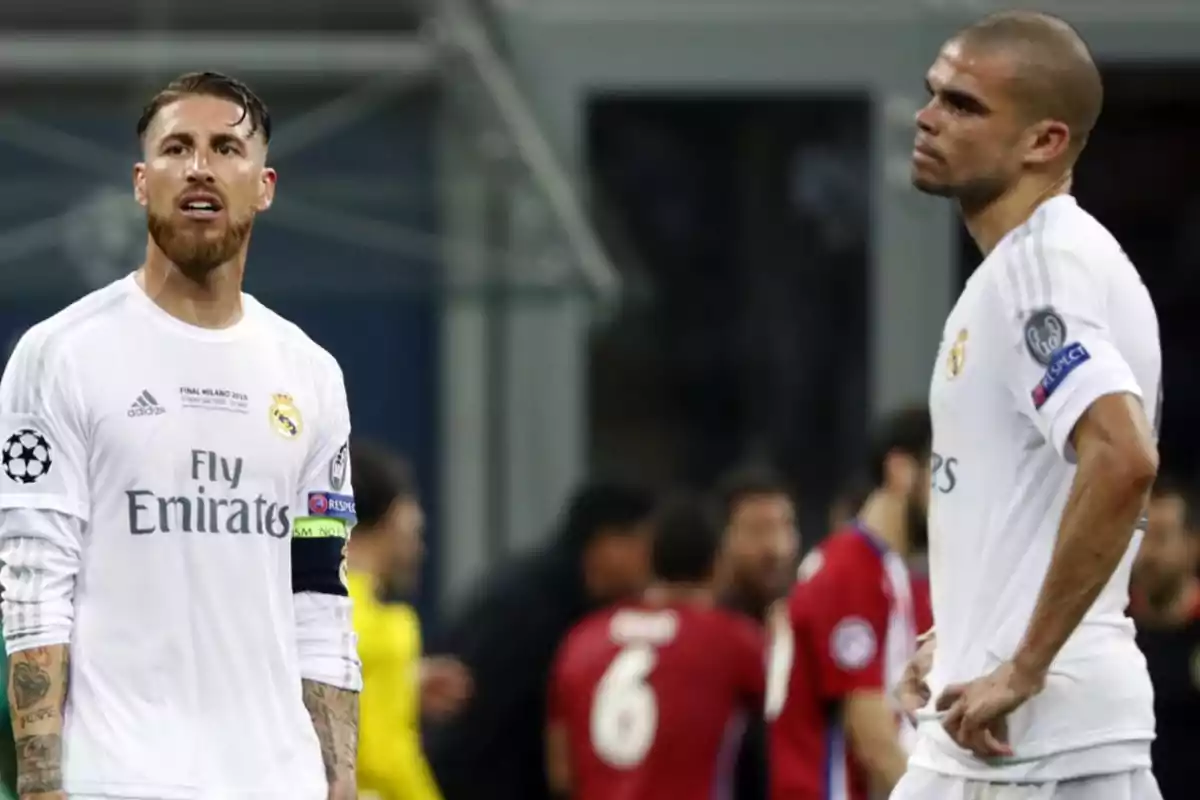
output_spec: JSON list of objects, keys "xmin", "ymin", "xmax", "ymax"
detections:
[{"xmin": 895, "ymin": 12, "xmax": 1163, "ymax": 800}]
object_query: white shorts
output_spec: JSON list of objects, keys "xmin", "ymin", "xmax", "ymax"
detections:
[{"xmin": 890, "ymin": 766, "xmax": 1163, "ymax": 800}]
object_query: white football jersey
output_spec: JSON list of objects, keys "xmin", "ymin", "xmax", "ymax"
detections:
[
  {"xmin": 911, "ymin": 196, "xmax": 1161, "ymax": 781},
  {"xmin": 0, "ymin": 274, "xmax": 358, "ymax": 798}
]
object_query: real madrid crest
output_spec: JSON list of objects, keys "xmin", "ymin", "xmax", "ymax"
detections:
[
  {"xmin": 269, "ymin": 393, "xmax": 303, "ymax": 439},
  {"xmin": 946, "ymin": 329, "xmax": 968, "ymax": 379}
]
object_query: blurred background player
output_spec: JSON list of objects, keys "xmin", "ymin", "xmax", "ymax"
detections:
[
  {"xmin": 767, "ymin": 406, "xmax": 934, "ymax": 800},
  {"xmin": 546, "ymin": 492, "xmax": 765, "ymax": 800},
  {"xmin": 348, "ymin": 439, "xmax": 472, "ymax": 800},
  {"xmin": 1130, "ymin": 475, "xmax": 1200, "ymax": 800},
  {"xmin": 900, "ymin": 10, "xmax": 1162, "ymax": 800},
  {"xmin": 715, "ymin": 465, "xmax": 801, "ymax": 623},
  {"xmin": 714, "ymin": 464, "xmax": 800, "ymax": 799},
  {"xmin": 425, "ymin": 480, "xmax": 656, "ymax": 800}
]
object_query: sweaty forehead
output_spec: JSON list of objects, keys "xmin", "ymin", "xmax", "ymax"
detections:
[
  {"xmin": 148, "ymin": 95, "xmax": 258, "ymax": 143},
  {"xmin": 928, "ymin": 40, "xmax": 1016, "ymax": 100}
]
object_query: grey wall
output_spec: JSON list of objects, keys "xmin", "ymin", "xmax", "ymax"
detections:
[{"xmin": 493, "ymin": 0, "xmax": 1200, "ymax": 418}]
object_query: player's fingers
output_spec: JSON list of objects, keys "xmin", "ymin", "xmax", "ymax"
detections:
[
  {"xmin": 965, "ymin": 728, "xmax": 995, "ymax": 759},
  {"xmin": 936, "ymin": 683, "xmax": 966, "ymax": 711},
  {"xmin": 981, "ymin": 727, "xmax": 1013, "ymax": 758},
  {"xmin": 941, "ymin": 698, "xmax": 966, "ymax": 743},
  {"xmin": 899, "ymin": 681, "xmax": 931, "ymax": 719}
]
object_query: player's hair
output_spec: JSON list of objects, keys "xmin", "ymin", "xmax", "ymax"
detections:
[
  {"xmin": 866, "ymin": 406, "xmax": 932, "ymax": 489},
  {"xmin": 955, "ymin": 11, "xmax": 1103, "ymax": 152},
  {"xmin": 650, "ymin": 492, "xmax": 723, "ymax": 584},
  {"xmin": 349, "ymin": 439, "xmax": 417, "ymax": 532},
  {"xmin": 137, "ymin": 71, "xmax": 272, "ymax": 143},
  {"xmin": 714, "ymin": 464, "xmax": 792, "ymax": 527},
  {"xmin": 556, "ymin": 479, "xmax": 658, "ymax": 550},
  {"xmin": 1150, "ymin": 472, "xmax": 1200, "ymax": 533},
  {"xmin": 830, "ymin": 475, "xmax": 871, "ymax": 520}
]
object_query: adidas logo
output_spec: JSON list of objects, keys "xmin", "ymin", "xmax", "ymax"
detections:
[{"xmin": 127, "ymin": 390, "xmax": 166, "ymax": 418}]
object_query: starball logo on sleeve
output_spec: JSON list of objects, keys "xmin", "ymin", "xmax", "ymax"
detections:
[{"xmin": 125, "ymin": 449, "xmax": 291, "ymax": 537}]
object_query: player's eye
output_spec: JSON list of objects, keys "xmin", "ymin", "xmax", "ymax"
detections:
[
  {"xmin": 216, "ymin": 143, "xmax": 240, "ymax": 155},
  {"xmin": 163, "ymin": 144, "xmax": 186, "ymax": 155},
  {"xmin": 944, "ymin": 92, "xmax": 986, "ymax": 116}
]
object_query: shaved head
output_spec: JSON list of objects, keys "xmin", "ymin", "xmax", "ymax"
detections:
[{"xmin": 955, "ymin": 11, "xmax": 1103, "ymax": 152}]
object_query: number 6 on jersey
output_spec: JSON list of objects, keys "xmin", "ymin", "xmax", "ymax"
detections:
[{"xmin": 589, "ymin": 645, "xmax": 659, "ymax": 768}]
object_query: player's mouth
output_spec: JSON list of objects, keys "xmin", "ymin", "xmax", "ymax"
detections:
[
  {"xmin": 178, "ymin": 191, "xmax": 225, "ymax": 220},
  {"xmin": 912, "ymin": 141, "xmax": 942, "ymax": 165}
]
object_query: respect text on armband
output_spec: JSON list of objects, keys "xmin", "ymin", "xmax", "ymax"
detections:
[{"xmin": 125, "ymin": 449, "xmax": 291, "ymax": 537}]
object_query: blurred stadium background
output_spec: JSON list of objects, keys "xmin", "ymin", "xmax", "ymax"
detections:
[{"xmin": 1, "ymin": 0, "xmax": 1198, "ymax": 630}]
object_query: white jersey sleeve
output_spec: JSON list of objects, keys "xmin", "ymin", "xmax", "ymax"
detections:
[
  {"xmin": 997, "ymin": 234, "xmax": 1142, "ymax": 461},
  {"xmin": 0, "ymin": 326, "xmax": 90, "ymax": 519},
  {"xmin": 291, "ymin": 354, "xmax": 354, "ymax": 598},
  {"xmin": 0, "ymin": 510, "xmax": 84, "ymax": 654},
  {"xmin": 291, "ymin": 351, "xmax": 361, "ymax": 691}
]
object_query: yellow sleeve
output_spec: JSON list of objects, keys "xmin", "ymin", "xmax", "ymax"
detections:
[
  {"xmin": 390, "ymin": 607, "xmax": 443, "ymax": 800},
  {"xmin": 351, "ymin": 577, "xmax": 444, "ymax": 800}
]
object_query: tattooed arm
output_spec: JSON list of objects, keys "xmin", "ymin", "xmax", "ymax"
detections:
[
  {"xmin": 9, "ymin": 644, "xmax": 68, "ymax": 799},
  {"xmin": 301, "ymin": 678, "xmax": 359, "ymax": 799}
]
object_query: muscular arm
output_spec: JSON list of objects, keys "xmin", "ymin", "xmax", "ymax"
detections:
[
  {"xmin": 301, "ymin": 678, "xmax": 359, "ymax": 789},
  {"xmin": 843, "ymin": 691, "xmax": 908, "ymax": 793},
  {"xmin": 1013, "ymin": 392, "xmax": 1158, "ymax": 682},
  {"xmin": 9, "ymin": 644, "xmax": 68, "ymax": 796}
]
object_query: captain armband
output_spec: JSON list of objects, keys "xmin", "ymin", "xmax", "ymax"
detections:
[{"xmin": 291, "ymin": 491, "xmax": 355, "ymax": 597}]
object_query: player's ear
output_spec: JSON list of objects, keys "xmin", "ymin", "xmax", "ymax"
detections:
[
  {"xmin": 1022, "ymin": 119, "xmax": 1071, "ymax": 167},
  {"xmin": 133, "ymin": 162, "xmax": 148, "ymax": 207},
  {"xmin": 257, "ymin": 167, "xmax": 277, "ymax": 212}
]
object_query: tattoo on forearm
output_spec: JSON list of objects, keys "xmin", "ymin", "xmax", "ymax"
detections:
[
  {"xmin": 301, "ymin": 679, "xmax": 359, "ymax": 783},
  {"xmin": 12, "ymin": 661, "xmax": 53, "ymax": 710},
  {"xmin": 14, "ymin": 734, "xmax": 62, "ymax": 794},
  {"xmin": 17, "ymin": 707, "xmax": 55, "ymax": 730},
  {"xmin": 8, "ymin": 646, "xmax": 69, "ymax": 795}
]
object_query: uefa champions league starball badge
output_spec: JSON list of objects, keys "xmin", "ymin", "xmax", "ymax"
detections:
[{"xmin": 1, "ymin": 428, "xmax": 53, "ymax": 484}]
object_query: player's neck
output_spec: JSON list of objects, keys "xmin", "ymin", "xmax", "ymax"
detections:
[
  {"xmin": 961, "ymin": 171, "xmax": 1072, "ymax": 255},
  {"xmin": 138, "ymin": 245, "xmax": 246, "ymax": 330},
  {"xmin": 346, "ymin": 537, "xmax": 387, "ymax": 585},
  {"xmin": 643, "ymin": 583, "xmax": 714, "ymax": 608},
  {"xmin": 855, "ymin": 491, "xmax": 909, "ymax": 556}
]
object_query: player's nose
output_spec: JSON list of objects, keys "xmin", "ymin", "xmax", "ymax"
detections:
[
  {"xmin": 184, "ymin": 153, "xmax": 216, "ymax": 184},
  {"xmin": 914, "ymin": 103, "xmax": 939, "ymax": 134}
]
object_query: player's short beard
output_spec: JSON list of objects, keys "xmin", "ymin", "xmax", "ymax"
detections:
[
  {"xmin": 912, "ymin": 172, "xmax": 1008, "ymax": 214},
  {"xmin": 147, "ymin": 209, "xmax": 253, "ymax": 282}
]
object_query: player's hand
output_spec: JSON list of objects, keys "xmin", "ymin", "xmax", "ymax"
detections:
[
  {"xmin": 896, "ymin": 634, "xmax": 936, "ymax": 724},
  {"xmin": 419, "ymin": 656, "xmax": 473, "ymax": 720},
  {"xmin": 935, "ymin": 660, "xmax": 1044, "ymax": 760}
]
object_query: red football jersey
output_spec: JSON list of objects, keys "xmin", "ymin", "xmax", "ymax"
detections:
[
  {"xmin": 548, "ymin": 600, "xmax": 765, "ymax": 800},
  {"xmin": 767, "ymin": 526, "xmax": 933, "ymax": 800}
]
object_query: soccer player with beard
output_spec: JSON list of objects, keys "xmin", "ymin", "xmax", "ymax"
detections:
[
  {"xmin": 0, "ymin": 72, "xmax": 361, "ymax": 799},
  {"xmin": 766, "ymin": 408, "xmax": 934, "ymax": 800}
]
